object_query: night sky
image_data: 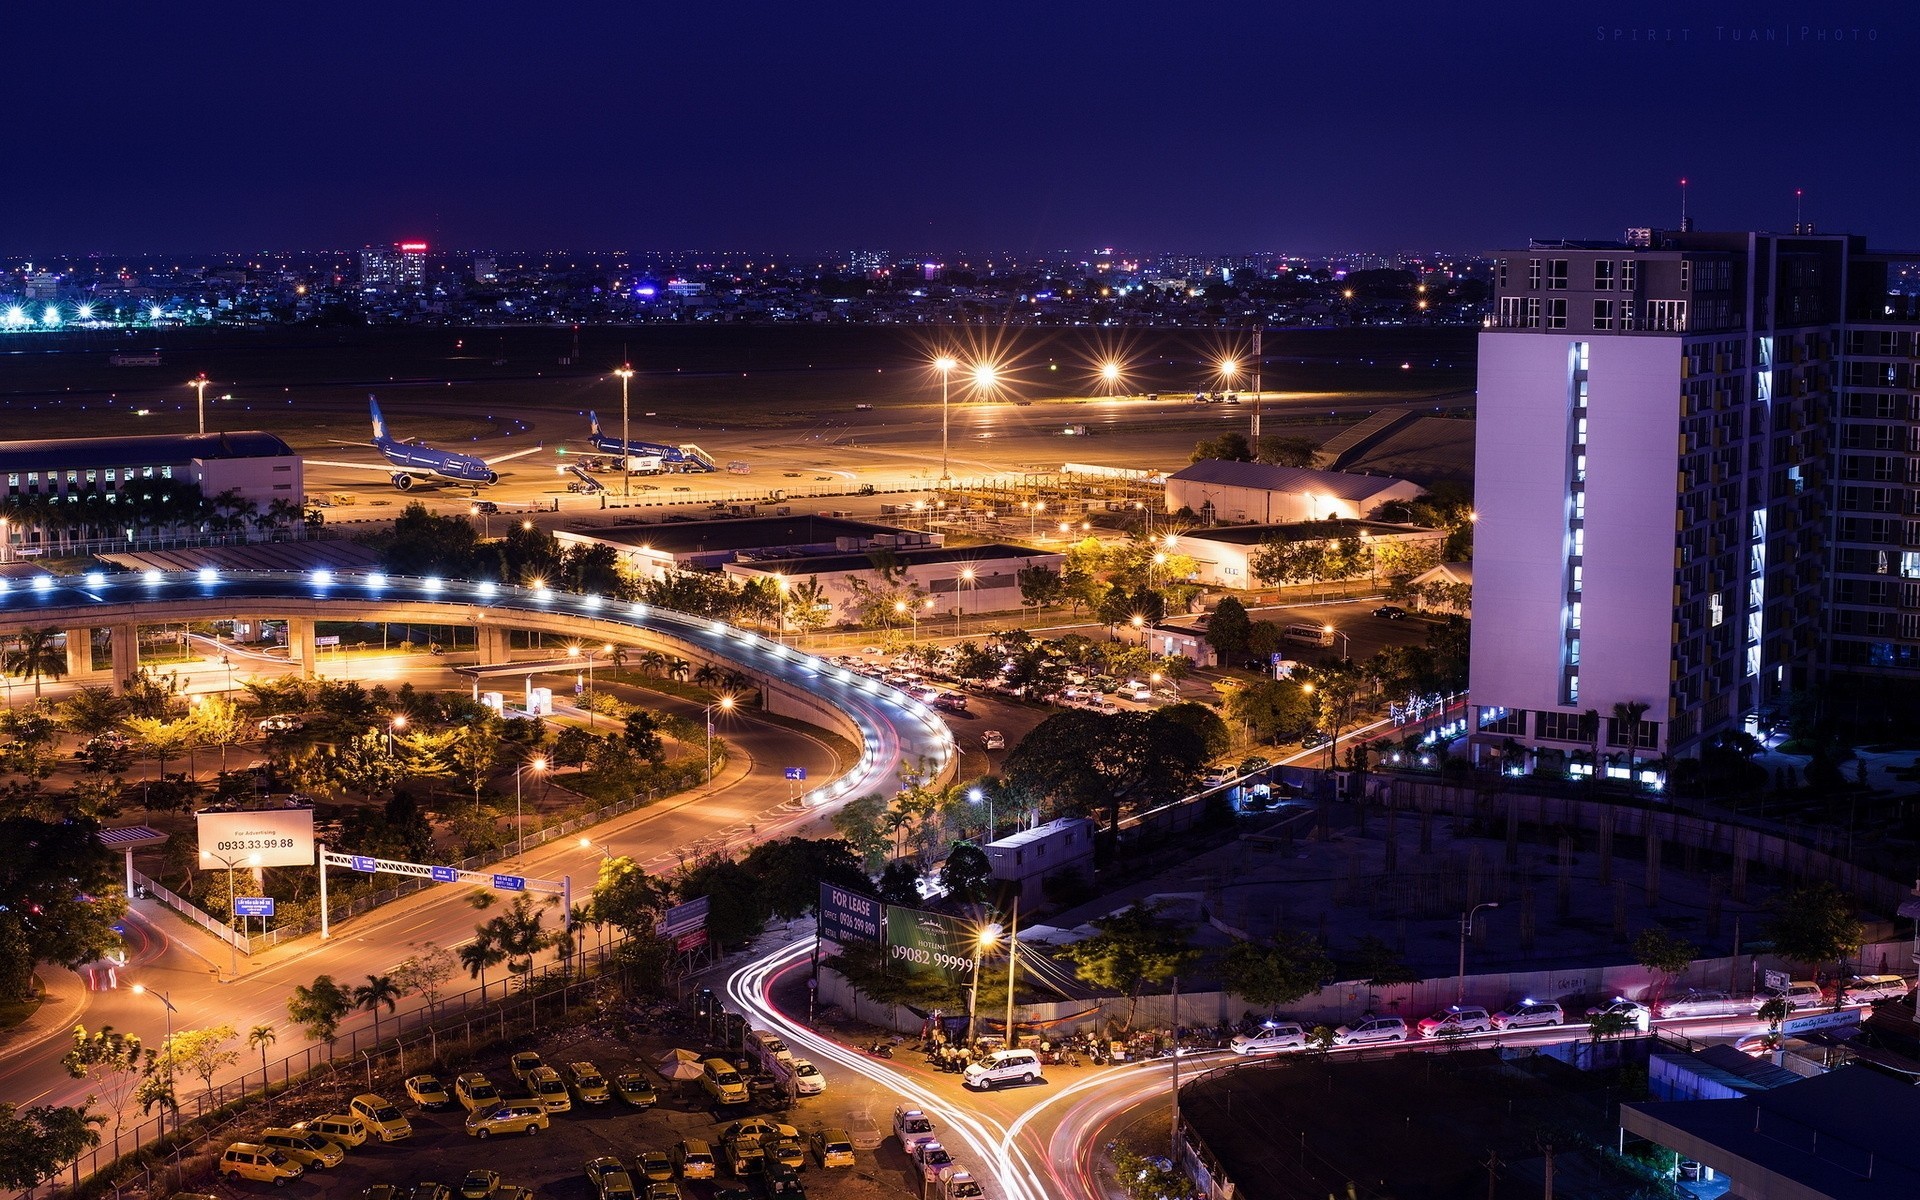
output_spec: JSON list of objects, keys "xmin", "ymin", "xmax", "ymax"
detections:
[{"xmin": 8, "ymin": 1, "xmax": 1916, "ymax": 254}]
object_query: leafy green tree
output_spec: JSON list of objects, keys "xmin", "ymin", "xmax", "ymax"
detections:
[
  {"xmin": 484, "ymin": 894, "xmax": 552, "ymax": 988},
  {"xmin": 0, "ymin": 1103, "xmax": 104, "ymax": 1191},
  {"xmin": 1155, "ymin": 701, "xmax": 1231, "ymax": 759},
  {"xmin": 1190, "ymin": 432, "xmax": 1252, "ymax": 463},
  {"xmin": 1204, "ymin": 597, "xmax": 1252, "ymax": 661},
  {"xmin": 371, "ymin": 503, "xmax": 481, "ymax": 577},
  {"xmin": 1350, "ymin": 934, "xmax": 1422, "ymax": 988},
  {"xmin": 939, "ymin": 842, "xmax": 994, "ymax": 904},
  {"xmin": 1225, "ymin": 679, "xmax": 1316, "ymax": 743},
  {"xmin": 1016, "ymin": 565, "xmax": 1063, "ymax": 609},
  {"xmin": 829, "ymin": 792, "xmax": 892, "ymax": 872},
  {"xmin": 0, "ymin": 819, "xmax": 125, "ymax": 1003},
  {"xmin": 58, "ymin": 688, "xmax": 128, "ymax": 738},
  {"xmin": 876, "ymin": 860, "xmax": 921, "ymax": 905},
  {"xmin": 677, "ymin": 855, "xmax": 768, "ymax": 946},
  {"xmin": 1588, "ymin": 1010, "xmax": 1636, "ymax": 1042},
  {"xmin": 623, "ymin": 709, "xmax": 666, "ymax": 766},
  {"xmin": 1058, "ymin": 903, "xmax": 1198, "ymax": 1030},
  {"xmin": 1220, "ymin": 931, "xmax": 1333, "ymax": 1013},
  {"xmin": 286, "ymin": 975, "xmax": 354, "ymax": 1047},
  {"xmin": 740, "ymin": 838, "xmax": 870, "ymax": 920},
  {"xmin": 62, "ymin": 1025, "xmax": 151, "ymax": 1133},
  {"xmin": 1110, "ymin": 1143, "xmax": 1198, "ymax": 1200},
  {"xmin": 1766, "ymin": 882, "xmax": 1864, "ymax": 980},
  {"xmin": 1632, "ymin": 926, "xmax": 1698, "ymax": 1010},
  {"xmin": 392, "ymin": 942, "xmax": 455, "ymax": 1020},
  {"xmin": 592, "ymin": 856, "xmax": 673, "ymax": 936},
  {"xmin": 1254, "ymin": 434, "xmax": 1319, "ymax": 468}
]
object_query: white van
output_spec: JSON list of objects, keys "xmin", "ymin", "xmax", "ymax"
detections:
[
  {"xmin": 1283, "ymin": 623, "xmax": 1335, "ymax": 648},
  {"xmin": 962, "ymin": 1048, "xmax": 1044, "ymax": 1090},
  {"xmin": 773, "ymin": 1056, "xmax": 827, "ymax": 1096},
  {"xmin": 1333, "ymin": 1016, "xmax": 1409, "ymax": 1046}
]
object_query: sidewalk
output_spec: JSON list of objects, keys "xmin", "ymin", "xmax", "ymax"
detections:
[{"xmin": 0, "ymin": 968, "xmax": 89, "ymax": 1057}]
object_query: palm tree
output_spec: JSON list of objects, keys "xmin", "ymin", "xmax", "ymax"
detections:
[
  {"xmin": 692, "ymin": 663, "xmax": 721, "ymax": 689},
  {"xmin": 247, "ymin": 1024, "xmax": 277, "ymax": 1112},
  {"xmin": 1611, "ymin": 700, "xmax": 1652, "ymax": 784},
  {"xmin": 353, "ymin": 974, "xmax": 403, "ymax": 1045},
  {"xmin": 458, "ymin": 933, "xmax": 506, "ymax": 1004},
  {"xmin": 1581, "ymin": 708, "xmax": 1603, "ymax": 785},
  {"xmin": 486, "ymin": 896, "xmax": 550, "ymax": 991},
  {"xmin": 637, "ymin": 650, "xmax": 667, "ymax": 678},
  {"xmin": 666, "ymin": 656, "xmax": 691, "ymax": 682},
  {"xmin": 609, "ymin": 645, "xmax": 629, "ymax": 672},
  {"xmin": 4, "ymin": 626, "xmax": 68, "ymax": 698}
]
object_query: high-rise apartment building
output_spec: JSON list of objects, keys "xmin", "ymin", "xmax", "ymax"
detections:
[
  {"xmin": 1470, "ymin": 229, "xmax": 1920, "ymax": 781},
  {"xmin": 358, "ymin": 241, "xmax": 428, "ymax": 295}
]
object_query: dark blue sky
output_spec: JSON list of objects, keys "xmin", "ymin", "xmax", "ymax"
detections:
[{"xmin": 7, "ymin": 1, "xmax": 1915, "ymax": 254}]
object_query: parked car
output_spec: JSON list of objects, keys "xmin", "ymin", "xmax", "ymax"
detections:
[
  {"xmin": 980, "ymin": 730, "xmax": 1005, "ymax": 751},
  {"xmin": 509, "ymin": 1051, "xmax": 545, "ymax": 1084},
  {"xmin": 295, "ymin": 1113, "xmax": 367, "ymax": 1149},
  {"xmin": 525, "ymin": 1065, "xmax": 572, "ymax": 1113},
  {"xmin": 962, "ymin": 1048, "xmax": 1045, "ymax": 1090},
  {"xmin": 219, "ymin": 1143, "xmax": 304, "ymax": 1186},
  {"xmin": 913, "ymin": 1141, "xmax": 959, "ymax": 1187},
  {"xmin": 1586, "ymin": 998, "xmax": 1652, "ymax": 1031},
  {"xmin": 1490, "ymin": 1000, "xmax": 1565, "ymax": 1030},
  {"xmin": 1843, "ymin": 974, "xmax": 1911, "ymax": 1003},
  {"xmin": 638, "ymin": 1150, "xmax": 674, "ymax": 1182},
  {"xmin": 464, "ymin": 1103, "xmax": 549, "ymax": 1139},
  {"xmin": 892, "ymin": 1106, "xmax": 938, "ymax": 1150},
  {"xmin": 258, "ymin": 1128, "xmax": 345, "ymax": 1170},
  {"xmin": 1762, "ymin": 981, "xmax": 1826, "ymax": 1012},
  {"xmin": 567, "ymin": 1061, "xmax": 611, "ymax": 1103},
  {"xmin": 455, "ymin": 1072, "xmax": 500, "ymax": 1112},
  {"xmin": 1229, "ymin": 1022, "xmax": 1307, "ymax": 1054},
  {"xmin": 616, "ymin": 1071, "xmax": 659, "ymax": 1108},
  {"xmin": 675, "ymin": 1139, "xmax": 717, "ymax": 1180},
  {"xmin": 1333, "ymin": 1016, "xmax": 1409, "ymax": 1046},
  {"xmin": 586, "ymin": 1156, "xmax": 638, "ymax": 1200},
  {"xmin": 1659, "ymin": 989, "xmax": 1750, "ymax": 1019},
  {"xmin": 810, "ymin": 1129, "xmax": 855, "ymax": 1169},
  {"xmin": 459, "ymin": 1170, "xmax": 500, "ymax": 1200},
  {"xmin": 1301, "ymin": 731, "xmax": 1329, "ymax": 749},
  {"xmin": 1417, "ymin": 1006, "xmax": 1492, "ymax": 1038},
  {"xmin": 773, "ymin": 1056, "xmax": 825, "ymax": 1096},
  {"xmin": 349, "ymin": 1094, "xmax": 412, "ymax": 1141},
  {"xmin": 405, "ymin": 1074, "xmax": 454, "ymax": 1110}
]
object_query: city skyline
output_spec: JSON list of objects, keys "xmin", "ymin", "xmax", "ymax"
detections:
[{"xmin": 7, "ymin": 1, "xmax": 1916, "ymax": 255}]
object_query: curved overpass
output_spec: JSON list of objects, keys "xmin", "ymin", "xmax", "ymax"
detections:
[{"xmin": 0, "ymin": 568, "xmax": 954, "ymax": 805}]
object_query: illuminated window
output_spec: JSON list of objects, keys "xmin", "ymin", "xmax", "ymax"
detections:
[{"xmin": 1709, "ymin": 593, "xmax": 1724, "ymax": 626}]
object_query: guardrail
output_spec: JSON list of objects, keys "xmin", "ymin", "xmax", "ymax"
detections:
[{"xmin": 128, "ymin": 869, "xmax": 246, "ymax": 952}]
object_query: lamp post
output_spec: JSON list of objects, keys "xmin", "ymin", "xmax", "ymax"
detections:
[
  {"xmin": 1129, "ymin": 613, "xmax": 1146, "ymax": 648},
  {"xmin": 514, "ymin": 755, "xmax": 548, "ymax": 863},
  {"xmin": 1324, "ymin": 625, "xmax": 1351, "ymax": 658},
  {"xmin": 957, "ymin": 568, "xmax": 975, "ymax": 634},
  {"xmin": 199, "ymin": 849, "xmax": 259, "ymax": 977},
  {"xmin": 469, "ymin": 503, "xmax": 491, "ymax": 539},
  {"xmin": 968, "ymin": 787, "xmax": 994, "ymax": 841},
  {"xmin": 966, "ymin": 921, "xmax": 1004, "ymax": 1047},
  {"xmin": 387, "ymin": 714, "xmax": 407, "ymax": 756},
  {"xmin": 934, "ymin": 356, "xmax": 957, "ymax": 483},
  {"xmin": 704, "ymin": 696, "xmax": 735, "ymax": 790},
  {"xmin": 1218, "ymin": 357, "xmax": 1240, "ymax": 401},
  {"xmin": 190, "ymin": 373, "xmax": 210, "ymax": 434},
  {"xmin": 1100, "ymin": 360, "xmax": 1122, "ymax": 397},
  {"xmin": 1457, "ymin": 901, "xmax": 1500, "ymax": 1003},
  {"xmin": 129, "ymin": 984, "xmax": 177, "ymax": 1137},
  {"xmin": 614, "ymin": 365, "xmax": 635, "ymax": 502}
]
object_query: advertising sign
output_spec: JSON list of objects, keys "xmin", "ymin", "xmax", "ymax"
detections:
[
  {"xmin": 658, "ymin": 896, "xmax": 709, "ymax": 940},
  {"xmin": 195, "ymin": 807, "xmax": 315, "ymax": 869},
  {"xmin": 818, "ymin": 883, "xmax": 882, "ymax": 947},
  {"xmin": 885, "ymin": 905, "xmax": 982, "ymax": 978}
]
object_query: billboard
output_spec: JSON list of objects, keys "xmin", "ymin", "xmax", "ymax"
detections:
[
  {"xmin": 818, "ymin": 883, "xmax": 882, "ymax": 947},
  {"xmin": 885, "ymin": 905, "xmax": 982, "ymax": 978},
  {"xmin": 195, "ymin": 807, "xmax": 314, "ymax": 869},
  {"xmin": 658, "ymin": 895, "xmax": 709, "ymax": 940}
]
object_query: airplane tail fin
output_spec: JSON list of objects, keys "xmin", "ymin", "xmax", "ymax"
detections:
[
  {"xmin": 369, "ymin": 395, "xmax": 386, "ymax": 441},
  {"xmin": 589, "ymin": 411, "xmax": 601, "ymax": 438}
]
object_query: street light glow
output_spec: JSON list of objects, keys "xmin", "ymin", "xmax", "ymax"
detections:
[
  {"xmin": 1100, "ymin": 361, "xmax": 1120, "ymax": 381},
  {"xmin": 971, "ymin": 363, "xmax": 998, "ymax": 389},
  {"xmin": 933, "ymin": 355, "xmax": 957, "ymax": 373}
]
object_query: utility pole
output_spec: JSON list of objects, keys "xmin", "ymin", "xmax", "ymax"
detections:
[
  {"xmin": 1169, "ymin": 972, "xmax": 1181, "ymax": 1158},
  {"xmin": 1003, "ymin": 899, "xmax": 1018, "ymax": 1048},
  {"xmin": 1250, "ymin": 326, "xmax": 1262, "ymax": 440}
]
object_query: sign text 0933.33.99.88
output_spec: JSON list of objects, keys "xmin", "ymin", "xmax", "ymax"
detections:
[{"xmin": 195, "ymin": 808, "xmax": 315, "ymax": 869}]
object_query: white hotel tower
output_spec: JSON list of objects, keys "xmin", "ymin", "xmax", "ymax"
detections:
[{"xmin": 1469, "ymin": 229, "xmax": 1920, "ymax": 780}]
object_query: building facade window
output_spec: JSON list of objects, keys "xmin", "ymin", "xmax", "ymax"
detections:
[
  {"xmin": 1592, "ymin": 299, "xmax": 1614, "ymax": 330},
  {"xmin": 1536, "ymin": 711, "xmax": 1585, "ymax": 742},
  {"xmin": 1547, "ymin": 298, "xmax": 1567, "ymax": 329},
  {"xmin": 1594, "ymin": 260, "xmax": 1614, "ymax": 290}
]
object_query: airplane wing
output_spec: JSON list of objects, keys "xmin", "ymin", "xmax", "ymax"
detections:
[
  {"xmin": 306, "ymin": 459, "xmax": 415, "ymax": 475},
  {"xmin": 482, "ymin": 444, "xmax": 545, "ymax": 467}
]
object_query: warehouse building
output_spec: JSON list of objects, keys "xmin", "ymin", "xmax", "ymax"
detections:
[{"xmin": 1164, "ymin": 460, "xmax": 1423, "ymax": 526}]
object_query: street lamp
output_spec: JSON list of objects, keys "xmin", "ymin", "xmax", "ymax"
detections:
[
  {"xmin": 1218, "ymin": 357, "xmax": 1240, "ymax": 397},
  {"xmin": 704, "ymin": 696, "xmax": 735, "ymax": 789},
  {"xmin": 514, "ymin": 755, "xmax": 548, "ymax": 861},
  {"xmin": 1100, "ymin": 360, "xmax": 1122, "ymax": 396},
  {"xmin": 1323, "ymin": 625, "xmax": 1351, "ymax": 658},
  {"xmin": 190, "ymin": 373, "xmax": 210, "ymax": 434},
  {"xmin": 934, "ymin": 355, "xmax": 957, "ymax": 483},
  {"xmin": 958, "ymin": 568, "xmax": 975, "ymax": 633},
  {"xmin": 968, "ymin": 787, "xmax": 993, "ymax": 841},
  {"xmin": 469, "ymin": 503, "xmax": 491, "ymax": 539},
  {"xmin": 129, "ymin": 984, "xmax": 178, "ymax": 1137},
  {"xmin": 199, "ymin": 849, "xmax": 259, "ymax": 977},
  {"xmin": 966, "ymin": 921, "xmax": 1004, "ymax": 1046},
  {"xmin": 387, "ymin": 714, "xmax": 407, "ymax": 756},
  {"xmin": 578, "ymin": 836, "xmax": 613, "ymax": 860},
  {"xmin": 1456, "ymin": 901, "xmax": 1499, "ymax": 1003},
  {"xmin": 1129, "ymin": 613, "xmax": 1146, "ymax": 647},
  {"xmin": 614, "ymin": 364, "xmax": 635, "ymax": 502}
]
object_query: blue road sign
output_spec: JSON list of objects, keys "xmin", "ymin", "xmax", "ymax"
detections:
[
  {"xmin": 492, "ymin": 874, "xmax": 526, "ymax": 892},
  {"xmin": 234, "ymin": 896, "xmax": 276, "ymax": 918},
  {"xmin": 430, "ymin": 866, "xmax": 457, "ymax": 883},
  {"xmin": 350, "ymin": 856, "xmax": 377, "ymax": 873},
  {"xmin": 785, "ymin": 767, "xmax": 807, "ymax": 781}
]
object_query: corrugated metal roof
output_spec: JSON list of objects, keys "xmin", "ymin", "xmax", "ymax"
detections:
[
  {"xmin": 0, "ymin": 431, "xmax": 295, "ymax": 472},
  {"xmin": 1167, "ymin": 459, "xmax": 1414, "ymax": 501}
]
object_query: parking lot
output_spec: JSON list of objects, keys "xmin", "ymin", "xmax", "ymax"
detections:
[{"xmin": 203, "ymin": 1024, "xmax": 936, "ymax": 1200}]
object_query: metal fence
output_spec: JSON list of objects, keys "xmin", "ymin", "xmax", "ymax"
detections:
[
  {"xmin": 30, "ymin": 936, "xmax": 635, "ymax": 1200},
  {"xmin": 128, "ymin": 870, "xmax": 245, "ymax": 952}
]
